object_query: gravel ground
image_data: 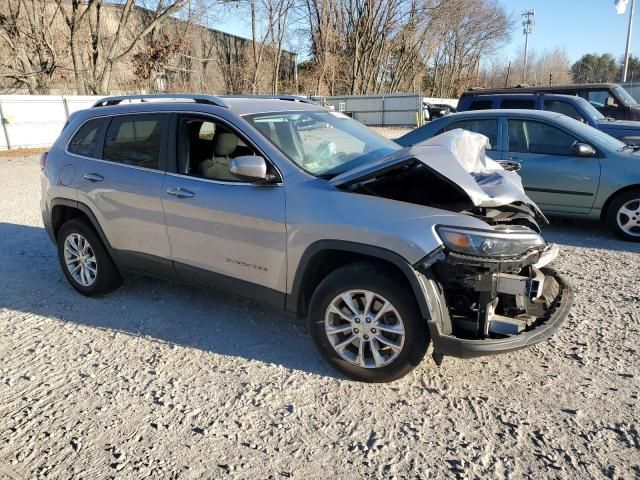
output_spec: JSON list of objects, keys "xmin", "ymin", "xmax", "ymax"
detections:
[{"xmin": 1, "ymin": 155, "xmax": 639, "ymax": 479}]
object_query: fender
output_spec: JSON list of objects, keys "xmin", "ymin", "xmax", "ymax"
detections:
[
  {"xmin": 287, "ymin": 239, "xmax": 432, "ymax": 320},
  {"xmin": 50, "ymin": 198, "xmax": 121, "ymax": 265}
]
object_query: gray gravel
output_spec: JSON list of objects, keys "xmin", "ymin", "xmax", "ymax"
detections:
[{"xmin": 1, "ymin": 155, "xmax": 639, "ymax": 479}]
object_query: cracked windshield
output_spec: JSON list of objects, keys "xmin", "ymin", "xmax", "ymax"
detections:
[{"xmin": 246, "ymin": 111, "xmax": 400, "ymax": 177}]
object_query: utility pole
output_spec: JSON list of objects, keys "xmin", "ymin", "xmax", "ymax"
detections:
[
  {"xmin": 522, "ymin": 10, "xmax": 535, "ymax": 84},
  {"xmin": 621, "ymin": 0, "xmax": 635, "ymax": 82}
]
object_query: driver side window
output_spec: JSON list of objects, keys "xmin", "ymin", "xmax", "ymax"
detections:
[
  {"xmin": 176, "ymin": 116, "xmax": 258, "ymax": 182},
  {"xmin": 587, "ymin": 90, "xmax": 619, "ymax": 109}
]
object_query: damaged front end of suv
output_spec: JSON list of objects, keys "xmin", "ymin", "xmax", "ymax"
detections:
[
  {"xmin": 332, "ymin": 130, "xmax": 574, "ymax": 361},
  {"xmin": 416, "ymin": 226, "xmax": 571, "ymax": 362}
]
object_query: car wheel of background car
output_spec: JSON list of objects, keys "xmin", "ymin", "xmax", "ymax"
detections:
[
  {"xmin": 607, "ymin": 189, "xmax": 640, "ymax": 242},
  {"xmin": 308, "ymin": 262, "xmax": 429, "ymax": 382},
  {"xmin": 57, "ymin": 219, "xmax": 122, "ymax": 296}
]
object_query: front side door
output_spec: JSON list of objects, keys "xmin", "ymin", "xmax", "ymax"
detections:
[
  {"xmin": 161, "ymin": 114, "xmax": 287, "ymax": 306},
  {"xmin": 504, "ymin": 118, "xmax": 601, "ymax": 214},
  {"xmin": 75, "ymin": 113, "xmax": 173, "ymax": 275}
]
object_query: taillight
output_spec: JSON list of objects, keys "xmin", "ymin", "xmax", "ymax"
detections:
[{"xmin": 39, "ymin": 151, "xmax": 48, "ymax": 171}]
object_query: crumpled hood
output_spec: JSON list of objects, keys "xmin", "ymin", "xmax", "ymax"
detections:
[{"xmin": 331, "ymin": 129, "xmax": 544, "ymax": 213}]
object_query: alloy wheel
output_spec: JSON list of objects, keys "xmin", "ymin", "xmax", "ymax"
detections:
[
  {"xmin": 616, "ymin": 198, "xmax": 640, "ymax": 237},
  {"xmin": 324, "ymin": 289, "xmax": 405, "ymax": 369},
  {"xmin": 63, "ymin": 233, "xmax": 98, "ymax": 287}
]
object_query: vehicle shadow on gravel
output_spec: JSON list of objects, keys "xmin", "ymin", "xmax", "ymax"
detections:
[
  {"xmin": 542, "ymin": 218, "xmax": 640, "ymax": 254},
  {"xmin": 0, "ymin": 222, "xmax": 340, "ymax": 379}
]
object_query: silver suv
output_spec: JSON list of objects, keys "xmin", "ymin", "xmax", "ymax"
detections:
[{"xmin": 41, "ymin": 94, "xmax": 573, "ymax": 382}]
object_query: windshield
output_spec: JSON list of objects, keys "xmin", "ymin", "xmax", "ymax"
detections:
[
  {"xmin": 577, "ymin": 98, "xmax": 605, "ymax": 121},
  {"xmin": 244, "ymin": 111, "xmax": 401, "ymax": 177},
  {"xmin": 613, "ymin": 85, "xmax": 637, "ymax": 106},
  {"xmin": 559, "ymin": 115, "xmax": 626, "ymax": 151}
]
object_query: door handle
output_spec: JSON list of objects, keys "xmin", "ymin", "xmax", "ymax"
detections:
[
  {"xmin": 166, "ymin": 187, "xmax": 195, "ymax": 199},
  {"xmin": 83, "ymin": 173, "xmax": 104, "ymax": 182}
]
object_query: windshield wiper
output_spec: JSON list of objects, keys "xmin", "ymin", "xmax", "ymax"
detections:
[{"xmin": 620, "ymin": 143, "xmax": 640, "ymax": 151}]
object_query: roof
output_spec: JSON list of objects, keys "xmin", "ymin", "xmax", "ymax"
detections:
[
  {"xmin": 442, "ymin": 109, "xmax": 565, "ymax": 120},
  {"xmin": 224, "ymin": 97, "xmax": 324, "ymax": 115},
  {"xmin": 87, "ymin": 94, "xmax": 325, "ymax": 116},
  {"xmin": 463, "ymin": 83, "xmax": 619, "ymax": 95}
]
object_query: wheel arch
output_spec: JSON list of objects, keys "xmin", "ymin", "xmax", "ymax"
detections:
[
  {"xmin": 287, "ymin": 240, "xmax": 431, "ymax": 320},
  {"xmin": 599, "ymin": 184, "xmax": 640, "ymax": 221},
  {"xmin": 50, "ymin": 198, "xmax": 120, "ymax": 264}
]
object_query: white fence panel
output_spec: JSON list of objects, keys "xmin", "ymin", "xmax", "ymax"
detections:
[
  {"xmin": 311, "ymin": 94, "xmax": 458, "ymax": 126},
  {"xmin": 0, "ymin": 95, "xmax": 101, "ymax": 150}
]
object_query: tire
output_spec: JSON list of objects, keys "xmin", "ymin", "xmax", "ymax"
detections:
[
  {"xmin": 57, "ymin": 218, "xmax": 122, "ymax": 296},
  {"xmin": 606, "ymin": 189, "xmax": 640, "ymax": 242},
  {"xmin": 308, "ymin": 262, "xmax": 429, "ymax": 383}
]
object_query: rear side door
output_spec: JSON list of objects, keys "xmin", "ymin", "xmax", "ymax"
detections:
[
  {"xmin": 504, "ymin": 118, "xmax": 601, "ymax": 214},
  {"xmin": 161, "ymin": 113, "xmax": 287, "ymax": 306},
  {"xmin": 75, "ymin": 113, "xmax": 173, "ymax": 275}
]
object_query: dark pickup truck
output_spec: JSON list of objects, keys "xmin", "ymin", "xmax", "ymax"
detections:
[
  {"xmin": 459, "ymin": 83, "xmax": 640, "ymax": 121},
  {"xmin": 457, "ymin": 92, "xmax": 640, "ymax": 144}
]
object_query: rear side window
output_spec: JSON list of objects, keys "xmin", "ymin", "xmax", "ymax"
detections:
[
  {"xmin": 543, "ymin": 101, "xmax": 585, "ymax": 122},
  {"xmin": 468, "ymin": 100, "xmax": 493, "ymax": 110},
  {"xmin": 103, "ymin": 114, "xmax": 168, "ymax": 170},
  {"xmin": 444, "ymin": 118, "xmax": 498, "ymax": 150},
  {"xmin": 68, "ymin": 119, "xmax": 103, "ymax": 158},
  {"xmin": 500, "ymin": 99, "xmax": 535, "ymax": 109}
]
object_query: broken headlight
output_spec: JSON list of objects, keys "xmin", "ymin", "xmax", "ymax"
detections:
[{"xmin": 436, "ymin": 226, "xmax": 545, "ymax": 258}]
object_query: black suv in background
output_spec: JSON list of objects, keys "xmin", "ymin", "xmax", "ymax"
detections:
[{"xmin": 459, "ymin": 83, "xmax": 640, "ymax": 121}]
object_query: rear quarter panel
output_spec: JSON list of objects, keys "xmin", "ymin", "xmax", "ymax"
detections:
[{"xmin": 41, "ymin": 128, "xmax": 85, "ymax": 229}]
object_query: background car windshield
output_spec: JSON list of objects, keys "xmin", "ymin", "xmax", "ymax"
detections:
[
  {"xmin": 578, "ymin": 99, "xmax": 605, "ymax": 121},
  {"xmin": 559, "ymin": 115, "xmax": 626, "ymax": 151},
  {"xmin": 613, "ymin": 85, "xmax": 637, "ymax": 106},
  {"xmin": 245, "ymin": 111, "xmax": 401, "ymax": 177}
]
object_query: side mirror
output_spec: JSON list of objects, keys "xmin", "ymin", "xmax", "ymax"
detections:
[
  {"xmin": 572, "ymin": 142, "xmax": 596, "ymax": 157},
  {"xmin": 229, "ymin": 155, "xmax": 268, "ymax": 182},
  {"xmin": 606, "ymin": 97, "xmax": 619, "ymax": 108}
]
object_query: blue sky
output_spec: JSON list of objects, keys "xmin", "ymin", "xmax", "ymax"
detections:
[
  {"xmin": 215, "ymin": 0, "xmax": 638, "ymax": 63},
  {"xmin": 501, "ymin": 0, "xmax": 637, "ymax": 61}
]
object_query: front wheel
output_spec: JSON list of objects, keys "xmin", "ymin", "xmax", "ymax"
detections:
[
  {"xmin": 606, "ymin": 189, "xmax": 640, "ymax": 242},
  {"xmin": 309, "ymin": 262, "xmax": 429, "ymax": 383}
]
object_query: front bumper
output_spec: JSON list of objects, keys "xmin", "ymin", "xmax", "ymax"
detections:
[{"xmin": 428, "ymin": 269, "xmax": 572, "ymax": 358}]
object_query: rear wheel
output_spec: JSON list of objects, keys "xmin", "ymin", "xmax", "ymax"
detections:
[
  {"xmin": 57, "ymin": 219, "xmax": 122, "ymax": 296},
  {"xmin": 309, "ymin": 262, "xmax": 429, "ymax": 382},
  {"xmin": 607, "ymin": 189, "xmax": 640, "ymax": 242}
]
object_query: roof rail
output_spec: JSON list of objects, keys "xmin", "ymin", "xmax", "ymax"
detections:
[
  {"xmin": 92, "ymin": 94, "xmax": 229, "ymax": 108},
  {"xmin": 221, "ymin": 94, "xmax": 318, "ymax": 105}
]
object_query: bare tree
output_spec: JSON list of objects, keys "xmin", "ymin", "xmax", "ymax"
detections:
[
  {"xmin": 479, "ymin": 47, "xmax": 572, "ymax": 88},
  {"xmin": 0, "ymin": 0, "xmax": 64, "ymax": 93},
  {"xmin": 56, "ymin": 0, "xmax": 187, "ymax": 94},
  {"xmin": 428, "ymin": 0, "xmax": 511, "ymax": 97}
]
